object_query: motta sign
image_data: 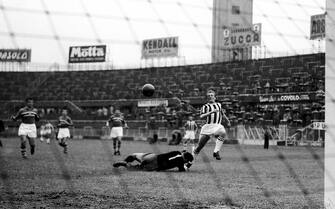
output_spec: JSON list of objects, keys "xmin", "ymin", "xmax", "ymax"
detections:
[
  {"xmin": 0, "ymin": 49, "xmax": 31, "ymax": 62},
  {"xmin": 141, "ymin": 37, "xmax": 178, "ymax": 59},
  {"xmin": 68, "ymin": 45, "xmax": 106, "ymax": 63},
  {"xmin": 259, "ymin": 94, "xmax": 310, "ymax": 103},
  {"xmin": 223, "ymin": 23, "xmax": 262, "ymax": 49}
]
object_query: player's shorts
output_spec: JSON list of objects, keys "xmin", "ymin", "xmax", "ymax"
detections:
[
  {"xmin": 110, "ymin": 127, "xmax": 123, "ymax": 138},
  {"xmin": 41, "ymin": 129, "xmax": 52, "ymax": 137},
  {"xmin": 184, "ymin": 130, "xmax": 196, "ymax": 140},
  {"xmin": 200, "ymin": 124, "xmax": 226, "ymax": 136},
  {"xmin": 18, "ymin": 123, "xmax": 37, "ymax": 138},
  {"xmin": 57, "ymin": 128, "xmax": 70, "ymax": 139}
]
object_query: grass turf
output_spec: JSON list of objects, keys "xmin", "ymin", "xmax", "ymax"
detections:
[{"xmin": 0, "ymin": 137, "xmax": 324, "ymax": 209}]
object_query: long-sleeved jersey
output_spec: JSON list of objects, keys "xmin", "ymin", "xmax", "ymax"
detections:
[
  {"xmin": 156, "ymin": 151, "xmax": 192, "ymax": 171},
  {"xmin": 108, "ymin": 114, "xmax": 126, "ymax": 127},
  {"xmin": 12, "ymin": 106, "xmax": 39, "ymax": 124},
  {"xmin": 58, "ymin": 116, "xmax": 73, "ymax": 128}
]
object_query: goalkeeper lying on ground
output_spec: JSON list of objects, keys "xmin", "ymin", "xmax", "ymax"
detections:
[{"xmin": 113, "ymin": 150, "xmax": 194, "ymax": 172}]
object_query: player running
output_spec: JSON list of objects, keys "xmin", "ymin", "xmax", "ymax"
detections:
[
  {"xmin": 57, "ymin": 107, "xmax": 73, "ymax": 154},
  {"xmin": 193, "ymin": 89, "xmax": 230, "ymax": 160},
  {"xmin": 40, "ymin": 121, "xmax": 54, "ymax": 144},
  {"xmin": 11, "ymin": 98, "xmax": 40, "ymax": 159},
  {"xmin": 106, "ymin": 109, "xmax": 128, "ymax": 155},
  {"xmin": 182, "ymin": 115, "xmax": 198, "ymax": 152},
  {"xmin": 113, "ymin": 150, "xmax": 194, "ymax": 172}
]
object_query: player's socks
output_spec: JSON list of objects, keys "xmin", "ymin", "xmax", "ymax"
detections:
[
  {"xmin": 213, "ymin": 152, "xmax": 221, "ymax": 160},
  {"xmin": 21, "ymin": 141, "xmax": 27, "ymax": 157},
  {"xmin": 213, "ymin": 137, "xmax": 224, "ymax": 153},
  {"xmin": 46, "ymin": 138, "xmax": 50, "ymax": 144},
  {"xmin": 63, "ymin": 146, "xmax": 68, "ymax": 154},
  {"xmin": 30, "ymin": 145, "xmax": 35, "ymax": 155},
  {"xmin": 21, "ymin": 150, "xmax": 27, "ymax": 158},
  {"xmin": 117, "ymin": 141, "xmax": 121, "ymax": 154},
  {"xmin": 0, "ymin": 139, "xmax": 2, "ymax": 147},
  {"xmin": 114, "ymin": 150, "xmax": 118, "ymax": 155},
  {"xmin": 113, "ymin": 138, "xmax": 117, "ymax": 151},
  {"xmin": 194, "ymin": 135, "xmax": 210, "ymax": 154}
]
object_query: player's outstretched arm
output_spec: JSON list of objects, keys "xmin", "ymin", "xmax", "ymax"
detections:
[{"xmin": 11, "ymin": 109, "xmax": 22, "ymax": 121}]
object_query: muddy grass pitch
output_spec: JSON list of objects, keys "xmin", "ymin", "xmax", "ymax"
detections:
[{"xmin": 0, "ymin": 137, "xmax": 324, "ymax": 209}]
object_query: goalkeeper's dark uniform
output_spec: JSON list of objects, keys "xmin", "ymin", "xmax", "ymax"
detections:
[{"xmin": 113, "ymin": 151, "xmax": 194, "ymax": 172}]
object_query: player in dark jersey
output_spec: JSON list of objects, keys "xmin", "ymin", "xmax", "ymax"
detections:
[
  {"xmin": 57, "ymin": 107, "xmax": 73, "ymax": 154},
  {"xmin": 11, "ymin": 98, "xmax": 40, "ymax": 159},
  {"xmin": 113, "ymin": 150, "xmax": 194, "ymax": 172},
  {"xmin": 193, "ymin": 89, "xmax": 230, "ymax": 160},
  {"xmin": 106, "ymin": 110, "xmax": 128, "ymax": 155}
]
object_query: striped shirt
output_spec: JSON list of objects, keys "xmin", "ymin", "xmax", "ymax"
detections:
[
  {"xmin": 108, "ymin": 115, "xmax": 125, "ymax": 127},
  {"xmin": 184, "ymin": 120, "xmax": 197, "ymax": 131},
  {"xmin": 200, "ymin": 102, "xmax": 223, "ymax": 124},
  {"xmin": 13, "ymin": 107, "xmax": 39, "ymax": 124},
  {"xmin": 58, "ymin": 116, "xmax": 73, "ymax": 128}
]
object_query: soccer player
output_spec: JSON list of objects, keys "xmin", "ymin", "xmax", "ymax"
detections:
[
  {"xmin": 182, "ymin": 115, "xmax": 198, "ymax": 152},
  {"xmin": 106, "ymin": 109, "xmax": 128, "ymax": 155},
  {"xmin": 113, "ymin": 150, "xmax": 194, "ymax": 172},
  {"xmin": 193, "ymin": 89, "xmax": 230, "ymax": 160},
  {"xmin": 57, "ymin": 107, "xmax": 73, "ymax": 154},
  {"xmin": 40, "ymin": 121, "xmax": 54, "ymax": 144},
  {"xmin": 11, "ymin": 98, "xmax": 39, "ymax": 158}
]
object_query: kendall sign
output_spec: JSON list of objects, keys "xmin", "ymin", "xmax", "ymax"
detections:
[
  {"xmin": 141, "ymin": 37, "xmax": 179, "ymax": 59},
  {"xmin": 68, "ymin": 45, "xmax": 106, "ymax": 63}
]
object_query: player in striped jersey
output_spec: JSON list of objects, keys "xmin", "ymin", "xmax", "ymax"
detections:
[
  {"xmin": 193, "ymin": 89, "xmax": 230, "ymax": 160},
  {"xmin": 106, "ymin": 110, "xmax": 128, "ymax": 155},
  {"xmin": 182, "ymin": 115, "xmax": 198, "ymax": 152},
  {"xmin": 11, "ymin": 98, "xmax": 40, "ymax": 159},
  {"xmin": 57, "ymin": 107, "xmax": 73, "ymax": 154}
]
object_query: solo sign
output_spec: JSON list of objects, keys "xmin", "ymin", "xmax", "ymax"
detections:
[{"xmin": 0, "ymin": 49, "xmax": 31, "ymax": 62}]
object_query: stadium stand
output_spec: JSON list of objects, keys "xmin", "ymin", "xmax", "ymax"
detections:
[
  {"xmin": 0, "ymin": 53, "xmax": 325, "ymax": 129},
  {"xmin": 0, "ymin": 53, "xmax": 324, "ymax": 100}
]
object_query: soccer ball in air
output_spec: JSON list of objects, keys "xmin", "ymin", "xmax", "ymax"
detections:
[{"xmin": 142, "ymin": 84, "xmax": 155, "ymax": 97}]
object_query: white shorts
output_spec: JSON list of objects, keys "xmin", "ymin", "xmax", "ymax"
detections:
[
  {"xmin": 110, "ymin": 127, "xmax": 123, "ymax": 138},
  {"xmin": 40, "ymin": 129, "xmax": 52, "ymax": 136},
  {"xmin": 200, "ymin": 124, "xmax": 226, "ymax": 136},
  {"xmin": 58, "ymin": 128, "xmax": 70, "ymax": 139},
  {"xmin": 18, "ymin": 123, "xmax": 37, "ymax": 138},
  {"xmin": 184, "ymin": 130, "xmax": 196, "ymax": 140}
]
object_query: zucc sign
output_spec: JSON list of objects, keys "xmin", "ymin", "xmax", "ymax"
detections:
[{"xmin": 68, "ymin": 45, "xmax": 106, "ymax": 63}]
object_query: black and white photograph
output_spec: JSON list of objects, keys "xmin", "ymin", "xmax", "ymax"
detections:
[{"xmin": 0, "ymin": 0, "xmax": 333, "ymax": 208}]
